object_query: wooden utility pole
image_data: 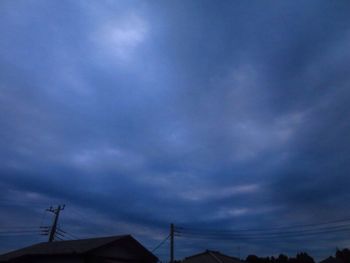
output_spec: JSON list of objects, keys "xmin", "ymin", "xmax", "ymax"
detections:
[
  {"xmin": 170, "ymin": 223, "xmax": 174, "ymax": 263},
  {"xmin": 47, "ymin": 205, "xmax": 65, "ymax": 242}
]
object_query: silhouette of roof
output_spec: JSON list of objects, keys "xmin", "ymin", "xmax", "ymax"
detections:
[
  {"xmin": 182, "ymin": 250, "xmax": 242, "ymax": 263},
  {"xmin": 0, "ymin": 234, "xmax": 157, "ymax": 262},
  {"xmin": 319, "ymin": 257, "xmax": 343, "ymax": 263}
]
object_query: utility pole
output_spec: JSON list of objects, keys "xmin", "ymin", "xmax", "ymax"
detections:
[
  {"xmin": 46, "ymin": 205, "xmax": 65, "ymax": 242},
  {"xmin": 170, "ymin": 223, "xmax": 174, "ymax": 263}
]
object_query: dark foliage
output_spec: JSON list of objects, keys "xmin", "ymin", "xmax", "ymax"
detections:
[
  {"xmin": 336, "ymin": 248, "xmax": 350, "ymax": 262},
  {"xmin": 246, "ymin": 252, "xmax": 314, "ymax": 263}
]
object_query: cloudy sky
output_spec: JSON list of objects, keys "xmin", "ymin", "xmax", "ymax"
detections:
[{"xmin": 1, "ymin": 0, "xmax": 350, "ymax": 261}]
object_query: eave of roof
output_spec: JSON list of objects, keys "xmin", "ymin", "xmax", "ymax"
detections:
[{"xmin": 0, "ymin": 234, "xmax": 155, "ymax": 262}]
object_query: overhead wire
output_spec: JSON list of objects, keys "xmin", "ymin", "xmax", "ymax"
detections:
[
  {"xmin": 152, "ymin": 235, "xmax": 170, "ymax": 252},
  {"xmin": 55, "ymin": 235, "xmax": 64, "ymax": 241},
  {"xmin": 0, "ymin": 230, "xmax": 40, "ymax": 233},
  {"xmin": 174, "ymin": 217, "xmax": 350, "ymax": 242},
  {"xmin": 176, "ymin": 228, "xmax": 350, "ymax": 241},
  {"xmin": 0, "ymin": 232, "xmax": 40, "ymax": 237},
  {"xmin": 0, "ymin": 226, "xmax": 41, "ymax": 230},
  {"xmin": 57, "ymin": 228, "xmax": 79, "ymax": 240},
  {"xmin": 64, "ymin": 209, "xmax": 104, "ymax": 236},
  {"xmin": 176, "ymin": 217, "xmax": 350, "ymax": 233},
  {"xmin": 176, "ymin": 224, "xmax": 350, "ymax": 237}
]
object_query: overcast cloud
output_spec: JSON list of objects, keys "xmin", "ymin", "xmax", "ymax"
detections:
[{"xmin": 1, "ymin": 0, "xmax": 350, "ymax": 261}]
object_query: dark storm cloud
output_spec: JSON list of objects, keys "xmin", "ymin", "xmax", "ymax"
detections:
[{"xmin": 1, "ymin": 0, "xmax": 350, "ymax": 261}]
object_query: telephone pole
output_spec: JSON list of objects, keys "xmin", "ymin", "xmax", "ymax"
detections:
[
  {"xmin": 46, "ymin": 205, "xmax": 65, "ymax": 242},
  {"xmin": 170, "ymin": 223, "xmax": 174, "ymax": 263}
]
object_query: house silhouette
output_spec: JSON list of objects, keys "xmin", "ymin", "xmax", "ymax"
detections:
[{"xmin": 0, "ymin": 234, "xmax": 158, "ymax": 263}]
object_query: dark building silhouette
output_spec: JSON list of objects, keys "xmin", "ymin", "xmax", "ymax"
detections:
[
  {"xmin": 319, "ymin": 257, "xmax": 343, "ymax": 263},
  {"xmin": 0, "ymin": 235, "xmax": 157, "ymax": 263},
  {"xmin": 181, "ymin": 250, "xmax": 243, "ymax": 263}
]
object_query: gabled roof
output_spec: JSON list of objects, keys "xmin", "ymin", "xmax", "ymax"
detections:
[
  {"xmin": 182, "ymin": 250, "xmax": 242, "ymax": 263},
  {"xmin": 0, "ymin": 235, "xmax": 157, "ymax": 262}
]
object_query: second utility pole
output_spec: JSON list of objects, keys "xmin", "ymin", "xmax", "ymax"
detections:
[
  {"xmin": 170, "ymin": 223, "xmax": 174, "ymax": 263},
  {"xmin": 47, "ymin": 205, "xmax": 65, "ymax": 242}
]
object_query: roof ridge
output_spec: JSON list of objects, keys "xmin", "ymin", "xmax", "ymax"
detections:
[
  {"xmin": 51, "ymin": 234, "xmax": 130, "ymax": 243},
  {"xmin": 0, "ymin": 234, "xmax": 131, "ymax": 259},
  {"xmin": 0, "ymin": 234, "xmax": 158, "ymax": 262},
  {"xmin": 214, "ymin": 251, "xmax": 240, "ymax": 261},
  {"xmin": 184, "ymin": 251, "xmax": 210, "ymax": 260},
  {"xmin": 208, "ymin": 251, "xmax": 224, "ymax": 263}
]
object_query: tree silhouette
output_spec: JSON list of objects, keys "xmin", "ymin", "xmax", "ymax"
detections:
[
  {"xmin": 276, "ymin": 254, "xmax": 288, "ymax": 263},
  {"xmin": 336, "ymin": 248, "xmax": 350, "ymax": 262},
  {"xmin": 246, "ymin": 255, "xmax": 260, "ymax": 263},
  {"xmin": 295, "ymin": 252, "xmax": 314, "ymax": 263},
  {"xmin": 245, "ymin": 252, "xmax": 316, "ymax": 263}
]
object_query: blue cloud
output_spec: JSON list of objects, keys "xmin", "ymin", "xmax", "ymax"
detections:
[{"xmin": 1, "ymin": 0, "xmax": 350, "ymax": 261}]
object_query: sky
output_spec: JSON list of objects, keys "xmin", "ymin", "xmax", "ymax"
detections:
[{"xmin": 0, "ymin": 0, "xmax": 350, "ymax": 261}]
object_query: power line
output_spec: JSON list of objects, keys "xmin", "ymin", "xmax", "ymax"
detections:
[
  {"xmin": 0, "ymin": 226, "xmax": 40, "ymax": 230},
  {"xmin": 177, "ymin": 224, "xmax": 350, "ymax": 237},
  {"xmin": 152, "ymin": 235, "xmax": 170, "ymax": 252},
  {"xmin": 55, "ymin": 230, "xmax": 65, "ymax": 238},
  {"xmin": 176, "ymin": 217, "xmax": 350, "ymax": 233},
  {"xmin": 57, "ymin": 228, "xmax": 80, "ymax": 240},
  {"xmin": 64, "ymin": 231, "xmax": 79, "ymax": 240},
  {"xmin": 55, "ymin": 235, "xmax": 64, "ymax": 241},
  {"xmin": 64, "ymin": 209, "xmax": 104, "ymax": 236},
  {"xmin": 176, "ymin": 227, "xmax": 350, "ymax": 241},
  {"xmin": 172, "ymin": 217, "xmax": 350, "ymax": 247},
  {"xmin": 0, "ymin": 230, "xmax": 39, "ymax": 233},
  {"xmin": 175, "ymin": 234, "xmax": 349, "ymax": 245},
  {"xmin": 0, "ymin": 232, "xmax": 40, "ymax": 237},
  {"xmin": 39, "ymin": 209, "xmax": 48, "ymax": 228}
]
